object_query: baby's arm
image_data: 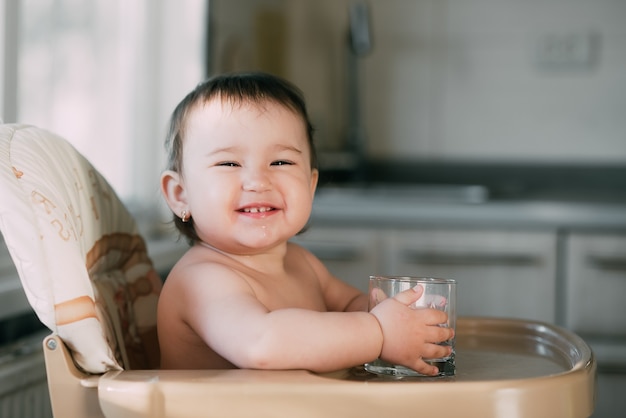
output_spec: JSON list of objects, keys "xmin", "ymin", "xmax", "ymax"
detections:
[
  {"xmin": 184, "ymin": 266, "xmax": 383, "ymax": 372},
  {"xmin": 181, "ymin": 267, "xmax": 449, "ymax": 374},
  {"xmin": 286, "ymin": 247, "xmax": 452, "ymax": 374}
]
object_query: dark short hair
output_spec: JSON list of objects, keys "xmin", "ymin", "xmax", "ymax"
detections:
[{"xmin": 164, "ymin": 72, "xmax": 318, "ymax": 243}]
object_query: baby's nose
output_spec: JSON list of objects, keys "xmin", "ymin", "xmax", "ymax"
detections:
[{"xmin": 242, "ymin": 170, "xmax": 271, "ymax": 192}]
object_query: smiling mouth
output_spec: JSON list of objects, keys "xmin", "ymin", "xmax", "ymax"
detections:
[{"xmin": 239, "ymin": 207, "xmax": 276, "ymax": 214}]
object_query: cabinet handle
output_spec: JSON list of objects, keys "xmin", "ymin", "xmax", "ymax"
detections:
[
  {"xmin": 587, "ymin": 255, "xmax": 626, "ymax": 272},
  {"xmin": 402, "ymin": 251, "xmax": 541, "ymax": 267}
]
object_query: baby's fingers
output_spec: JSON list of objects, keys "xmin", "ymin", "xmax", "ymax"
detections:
[
  {"xmin": 407, "ymin": 358, "xmax": 441, "ymax": 376},
  {"xmin": 427, "ymin": 323, "xmax": 455, "ymax": 343},
  {"xmin": 391, "ymin": 285, "xmax": 424, "ymax": 306},
  {"xmin": 421, "ymin": 342, "xmax": 453, "ymax": 360},
  {"xmin": 416, "ymin": 307, "xmax": 449, "ymax": 326}
]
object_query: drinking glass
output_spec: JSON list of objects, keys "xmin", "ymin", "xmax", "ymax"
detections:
[{"xmin": 364, "ymin": 276, "xmax": 456, "ymax": 377}]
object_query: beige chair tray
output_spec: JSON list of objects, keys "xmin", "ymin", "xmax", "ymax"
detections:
[{"xmin": 98, "ymin": 317, "xmax": 595, "ymax": 418}]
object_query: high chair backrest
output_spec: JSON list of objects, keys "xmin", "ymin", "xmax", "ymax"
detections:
[{"xmin": 0, "ymin": 123, "xmax": 162, "ymax": 374}]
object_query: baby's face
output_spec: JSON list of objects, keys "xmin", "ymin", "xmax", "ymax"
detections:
[{"xmin": 179, "ymin": 99, "xmax": 318, "ymax": 254}]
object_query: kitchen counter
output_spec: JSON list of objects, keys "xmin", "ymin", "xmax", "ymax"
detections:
[{"xmin": 311, "ymin": 187, "xmax": 626, "ymax": 230}]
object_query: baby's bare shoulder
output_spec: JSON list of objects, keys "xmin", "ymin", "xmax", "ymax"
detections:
[
  {"xmin": 163, "ymin": 249, "xmax": 253, "ymax": 298},
  {"xmin": 286, "ymin": 241, "xmax": 330, "ymax": 276},
  {"xmin": 286, "ymin": 241, "xmax": 318, "ymax": 263}
]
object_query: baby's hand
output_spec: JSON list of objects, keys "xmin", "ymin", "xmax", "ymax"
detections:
[{"xmin": 370, "ymin": 286, "xmax": 454, "ymax": 376}]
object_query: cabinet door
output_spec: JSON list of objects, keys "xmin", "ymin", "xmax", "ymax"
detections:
[
  {"xmin": 386, "ymin": 229, "xmax": 557, "ymax": 322},
  {"xmin": 290, "ymin": 227, "xmax": 381, "ymax": 293},
  {"xmin": 565, "ymin": 233, "xmax": 626, "ymax": 337}
]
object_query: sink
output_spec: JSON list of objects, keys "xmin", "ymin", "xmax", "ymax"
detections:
[{"xmin": 316, "ymin": 183, "xmax": 490, "ymax": 204}]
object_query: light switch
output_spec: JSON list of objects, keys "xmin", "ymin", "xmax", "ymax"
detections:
[{"xmin": 534, "ymin": 31, "xmax": 600, "ymax": 70}]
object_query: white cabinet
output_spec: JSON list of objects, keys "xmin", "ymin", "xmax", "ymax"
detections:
[
  {"xmin": 386, "ymin": 229, "xmax": 557, "ymax": 322},
  {"xmin": 565, "ymin": 233, "xmax": 626, "ymax": 338},
  {"xmin": 294, "ymin": 225, "xmax": 558, "ymax": 322}
]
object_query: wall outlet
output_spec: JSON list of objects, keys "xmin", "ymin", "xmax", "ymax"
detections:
[{"xmin": 534, "ymin": 31, "xmax": 600, "ymax": 70}]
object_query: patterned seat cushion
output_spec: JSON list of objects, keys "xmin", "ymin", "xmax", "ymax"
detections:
[{"xmin": 0, "ymin": 124, "xmax": 162, "ymax": 373}]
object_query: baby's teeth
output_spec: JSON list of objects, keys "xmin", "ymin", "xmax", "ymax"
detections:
[{"xmin": 244, "ymin": 207, "xmax": 269, "ymax": 213}]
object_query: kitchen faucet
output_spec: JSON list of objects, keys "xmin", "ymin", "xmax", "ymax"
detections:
[{"xmin": 347, "ymin": 0, "xmax": 372, "ymax": 183}]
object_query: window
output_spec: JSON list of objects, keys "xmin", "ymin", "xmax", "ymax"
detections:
[
  {"xmin": 1, "ymin": 0, "xmax": 206, "ymax": 321},
  {"xmin": 3, "ymin": 0, "xmax": 206, "ymax": 207}
]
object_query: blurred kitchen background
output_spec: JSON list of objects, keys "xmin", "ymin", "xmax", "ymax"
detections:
[{"xmin": 1, "ymin": 0, "xmax": 625, "ymax": 417}]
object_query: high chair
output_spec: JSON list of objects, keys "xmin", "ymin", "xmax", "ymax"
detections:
[{"xmin": 0, "ymin": 123, "xmax": 595, "ymax": 417}]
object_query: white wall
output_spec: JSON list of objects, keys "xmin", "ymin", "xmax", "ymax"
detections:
[{"xmin": 213, "ymin": 0, "xmax": 626, "ymax": 163}]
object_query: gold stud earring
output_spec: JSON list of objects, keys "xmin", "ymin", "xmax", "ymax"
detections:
[{"xmin": 181, "ymin": 210, "xmax": 190, "ymax": 222}]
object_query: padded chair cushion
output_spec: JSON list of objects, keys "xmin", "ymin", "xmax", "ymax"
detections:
[{"xmin": 0, "ymin": 124, "xmax": 161, "ymax": 373}]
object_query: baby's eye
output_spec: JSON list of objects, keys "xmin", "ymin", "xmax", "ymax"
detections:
[
  {"xmin": 271, "ymin": 160, "xmax": 294, "ymax": 166},
  {"xmin": 217, "ymin": 161, "xmax": 240, "ymax": 167}
]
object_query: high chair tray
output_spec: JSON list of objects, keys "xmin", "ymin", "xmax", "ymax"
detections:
[{"xmin": 98, "ymin": 317, "xmax": 595, "ymax": 418}]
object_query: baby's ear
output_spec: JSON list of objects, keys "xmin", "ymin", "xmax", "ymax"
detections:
[{"xmin": 160, "ymin": 170, "xmax": 187, "ymax": 214}]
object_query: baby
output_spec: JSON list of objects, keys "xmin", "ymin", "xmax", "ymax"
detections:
[{"xmin": 158, "ymin": 72, "xmax": 453, "ymax": 375}]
